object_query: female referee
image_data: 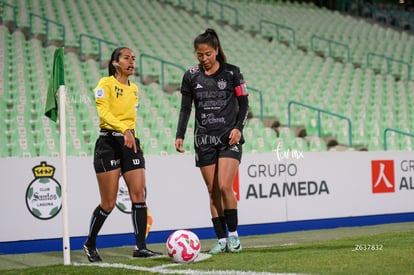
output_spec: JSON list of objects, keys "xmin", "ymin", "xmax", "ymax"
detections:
[
  {"xmin": 83, "ymin": 47, "xmax": 161, "ymax": 262},
  {"xmin": 175, "ymin": 29, "xmax": 249, "ymax": 254}
]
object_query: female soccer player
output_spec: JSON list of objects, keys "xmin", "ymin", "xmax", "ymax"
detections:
[
  {"xmin": 83, "ymin": 47, "xmax": 161, "ymax": 262},
  {"xmin": 175, "ymin": 29, "xmax": 249, "ymax": 254}
]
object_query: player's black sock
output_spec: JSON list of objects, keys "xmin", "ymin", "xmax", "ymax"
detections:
[
  {"xmin": 220, "ymin": 216, "xmax": 227, "ymax": 235},
  {"xmin": 224, "ymin": 209, "xmax": 238, "ymax": 232},
  {"xmin": 212, "ymin": 216, "xmax": 227, "ymax": 239},
  {"xmin": 132, "ymin": 202, "xmax": 147, "ymax": 250},
  {"xmin": 86, "ymin": 205, "xmax": 110, "ymax": 246}
]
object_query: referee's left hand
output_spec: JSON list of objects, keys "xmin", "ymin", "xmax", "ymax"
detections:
[
  {"xmin": 228, "ymin": 128, "xmax": 241, "ymax": 146},
  {"xmin": 124, "ymin": 129, "xmax": 137, "ymax": 153}
]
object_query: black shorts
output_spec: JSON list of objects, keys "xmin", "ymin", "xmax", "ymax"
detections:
[
  {"xmin": 195, "ymin": 142, "xmax": 242, "ymax": 167},
  {"xmin": 93, "ymin": 130, "xmax": 145, "ymax": 173}
]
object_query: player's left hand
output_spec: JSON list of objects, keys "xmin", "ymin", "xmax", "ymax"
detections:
[
  {"xmin": 175, "ymin": 138, "xmax": 185, "ymax": 153},
  {"xmin": 228, "ymin": 128, "xmax": 241, "ymax": 146}
]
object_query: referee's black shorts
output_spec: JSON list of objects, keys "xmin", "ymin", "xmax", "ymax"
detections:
[{"xmin": 93, "ymin": 129, "xmax": 145, "ymax": 173}]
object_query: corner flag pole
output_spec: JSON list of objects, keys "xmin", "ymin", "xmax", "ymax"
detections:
[
  {"xmin": 45, "ymin": 47, "xmax": 70, "ymax": 265},
  {"xmin": 59, "ymin": 84, "xmax": 71, "ymax": 265}
]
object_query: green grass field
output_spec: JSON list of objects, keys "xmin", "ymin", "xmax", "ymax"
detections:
[{"xmin": 1, "ymin": 222, "xmax": 413, "ymax": 275}]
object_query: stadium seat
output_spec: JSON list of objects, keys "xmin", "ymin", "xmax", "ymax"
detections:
[
  {"xmin": 308, "ymin": 136, "xmax": 327, "ymax": 152},
  {"xmin": 277, "ymin": 126, "xmax": 296, "ymax": 142},
  {"xmin": 290, "ymin": 137, "xmax": 309, "ymax": 152}
]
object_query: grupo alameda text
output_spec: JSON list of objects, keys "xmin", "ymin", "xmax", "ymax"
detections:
[{"xmin": 245, "ymin": 163, "xmax": 329, "ymax": 199}]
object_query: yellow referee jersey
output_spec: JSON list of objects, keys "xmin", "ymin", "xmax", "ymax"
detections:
[{"xmin": 94, "ymin": 76, "xmax": 139, "ymax": 136}]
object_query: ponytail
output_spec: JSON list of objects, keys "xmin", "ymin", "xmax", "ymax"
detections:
[{"xmin": 194, "ymin": 28, "xmax": 226, "ymax": 63}]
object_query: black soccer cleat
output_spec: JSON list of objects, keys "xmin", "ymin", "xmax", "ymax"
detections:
[
  {"xmin": 83, "ymin": 243, "xmax": 102, "ymax": 262},
  {"xmin": 133, "ymin": 248, "xmax": 162, "ymax": 258}
]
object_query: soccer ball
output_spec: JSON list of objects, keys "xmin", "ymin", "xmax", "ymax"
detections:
[{"xmin": 166, "ymin": 229, "xmax": 201, "ymax": 263}]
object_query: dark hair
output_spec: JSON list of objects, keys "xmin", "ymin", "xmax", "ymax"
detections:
[
  {"xmin": 108, "ymin": 47, "xmax": 129, "ymax": 76},
  {"xmin": 194, "ymin": 28, "xmax": 226, "ymax": 63}
]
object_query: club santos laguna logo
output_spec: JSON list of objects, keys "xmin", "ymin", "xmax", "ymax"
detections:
[
  {"xmin": 26, "ymin": 162, "xmax": 62, "ymax": 220},
  {"xmin": 116, "ymin": 175, "xmax": 132, "ymax": 213},
  {"xmin": 116, "ymin": 175, "xmax": 148, "ymax": 213},
  {"xmin": 371, "ymin": 160, "xmax": 414, "ymax": 193},
  {"xmin": 116, "ymin": 175, "xmax": 153, "ymax": 236}
]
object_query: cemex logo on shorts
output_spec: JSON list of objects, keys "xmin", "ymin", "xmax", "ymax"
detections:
[{"xmin": 371, "ymin": 160, "xmax": 395, "ymax": 193}]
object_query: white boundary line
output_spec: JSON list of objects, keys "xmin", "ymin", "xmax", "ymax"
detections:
[
  {"xmin": 73, "ymin": 252, "xmax": 305, "ymax": 275},
  {"xmin": 73, "ymin": 262, "xmax": 304, "ymax": 275}
]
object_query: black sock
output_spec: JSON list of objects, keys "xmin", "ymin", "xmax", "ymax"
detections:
[
  {"xmin": 220, "ymin": 216, "xmax": 227, "ymax": 236},
  {"xmin": 212, "ymin": 216, "xmax": 227, "ymax": 239},
  {"xmin": 224, "ymin": 209, "xmax": 238, "ymax": 232},
  {"xmin": 132, "ymin": 202, "xmax": 147, "ymax": 250},
  {"xmin": 86, "ymin": 205, "xmax": 110, "ymax": 247}
]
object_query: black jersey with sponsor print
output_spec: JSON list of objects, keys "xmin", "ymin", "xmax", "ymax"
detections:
[{"xmin": 176, "ymin": 62, "xmax": 249, "ymax": 143}]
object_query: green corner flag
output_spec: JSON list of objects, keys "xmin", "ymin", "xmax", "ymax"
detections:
[{"xmin": 45, "ymin": 47, "xmax": 65, "ymax": 122}]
